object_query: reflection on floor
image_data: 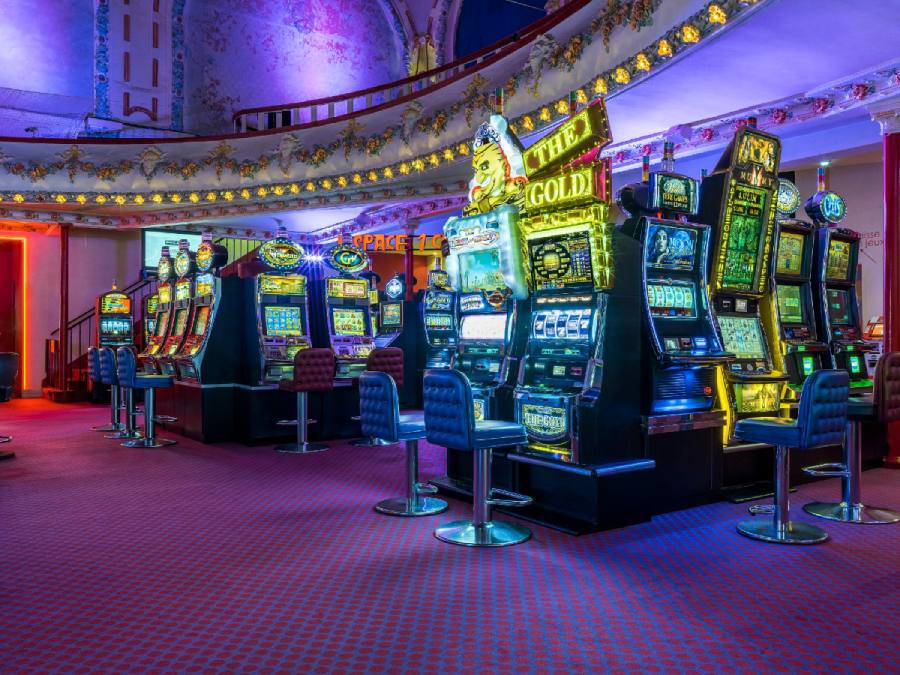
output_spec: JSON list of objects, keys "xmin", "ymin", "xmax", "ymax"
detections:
[{"xmin": 1, "ymin": 399, "xmax": 897, "ymax": 672}]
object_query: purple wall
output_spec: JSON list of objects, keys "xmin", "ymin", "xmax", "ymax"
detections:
[{"xmin": 184, "ymin": 0, "xmax": 406, "ymax": 133}]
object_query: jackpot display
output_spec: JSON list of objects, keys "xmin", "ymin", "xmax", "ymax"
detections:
[{"xmin": 95, "ymin": 289, "xmax": 133, "ymax": 347}]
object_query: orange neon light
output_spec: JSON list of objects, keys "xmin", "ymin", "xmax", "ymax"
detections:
[{"xmin": 0, "ymin": 236, "xmax": 26, "ymax": 390}]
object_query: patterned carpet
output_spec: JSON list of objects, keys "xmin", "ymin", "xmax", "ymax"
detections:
[{"xmin": 1, "ymin": 398, "xmax": 898, "ymax": 674}]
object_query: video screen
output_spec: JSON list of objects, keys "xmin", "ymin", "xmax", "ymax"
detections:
[
  {"xmin": 734, "ymin": 382, "xmax": 780, "ymax": 413},
  {"xmin": 425, "ymin": 290, "xmax": 453, "ymax": 312},
  {"xmin": 825, "ymin": 239, "xmax": 852, "ymax": 281},
  {"xmin": 172, "ymin": 308, "xmax": 189, "ymax": 336},
  {"xmin": 195, "ymin": 274, "xmax": 214, "ymax": 298},
  {"xmin": 100, "ymin": 294, "xmax": 131, "ymax": 314},
  {"xmin": 155, "ymin": 311, "xmax": 170, "ymax": 336},
  {"xmin": 192, "ymin": 306, "xmax": 211, "ymax": 335},
  {"xmin": 286, "ymin": 344, "xmax": 305, "ymax": 361},
  {"xmin": 175, "ymin": 280, "xmax": 191, "ymax": 301},
  {"xmin": 776, "ymin": 284, "xmax": 804, "ymax": 324},
  {"xmin": 100, "ymin": 318, "xmax": 130, "ymax": 336},
  {"xmin": 736, "ymin": 132, "xmax": 777, "ymax": 172},
  {"xmin": 646, "ymin": 282, "xmax": 696, "ymax": 319},
  {"xmin": 530, "ymin": 309, "xmax": 592, "ymax": 340},
  {"xmin": 529, "ymin": 231, "xmax": 594, "ymax": 290},
  {"xmin": 645, "ymin": 223, "xmax": 697, "ymax": 271},
  {"xmin": 827, "ymin": 289, "xmax": 851, "ymax": 325},
  {"xmin": 326, "ymin": 278, "xmax": 368, "ymax": 299},
  {"xmin": 380, "ymin": 303, "xmax": 402, "ymax": 327},
  {"xmin": 717, "ymin": 316, "xmax": 767, "ymax": 360},
  {"xmin": 265, "ymin": 306, "xmax": 303, "ymax": 336},
  {"xmin": 260, "ymin": 274, "xmax": 306, "ymax": 295},
  {"xmin": 775, "ymin": 232, "xmax": 805, "ymax": 276},
  {"xmin": 157, "ymin": 285, "xmax": 172, "ymax": 304},
  {"xmin": 458, "ymin": 249, "xmax": 505, "ymax": 295},
  {"xmin": 459, "ymin": 314, "xmax": 507, "ymax": 341},
  {"xmin": 142, "ymin": 230, "xmax": 202, "ymax": 272},
  {"xmin": 722, "ymin": 187, "xmax": 766, "ymax": 290},
  {"xmin": 331, "ymin": 308, "xmax": 366, "ymax": 336},
  {"xmin": 425, "ymin": 314, "xmax": 452, "ymax": 329}
]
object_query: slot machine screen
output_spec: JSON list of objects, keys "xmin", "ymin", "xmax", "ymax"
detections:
[
  {"xmin": 195, "ymin": 274, "xmax": 214, "ymax": 297},
  {"xmin": 425, "ymin": 290, "xmax": 453, "ymax": 311},
  {"xmin": 458, "ymin": 249, "xmax": 505, "ymax": 294},
  {"xmin": 331, "ymin": 308, "xmax": 366, "ymax": 336},
  {"xmin": 265, "ymin": 306, "xmax": 303, "ymax": 336},
  {"xmin": 380, "ymin": 303, "xmax": 402, "ymax": 327},
  {"xmin": 775, "ymin": 284, "xmax": 804, "ymax": 324},
  {"xmin": 172, "ymin": 308, "xmax": 189, "ymax": 336},
  {"xmin": 157, "ymin": 285, "xmax": 172, "ymax": 304},
  {"xmin": 530, "ymin": 309, "xmax": 592, "ymax": 340},
  {"xmin": 645, "ymin": 223, "xmax": 697, "ymax": 271},
  {"xmin": 100, "ymin": 294, "xmax": 131, "ymax": 314},
  {"xmin": 260, "ymin": 274, "xmax": 306, "ymax": 295},
  {"xmin": 155, "ymin": 311, "xmax": 170, "ymax": 336},
  {"xmin": 722, "ymin": 186, "xmax": 766, "ymax": 290},
  {"xmin": 825, "ymin": 239, "xmax": 852, "ymax": 281},
  {"xmin": 175, "ymin": 280, "xmax": 192, "ymax": 301},
  {"xmin": 459, "ymin": 314, "xmax": 506, "ymax": 341},
  {"xmin": 286, "ymin": 344, "xmax": 305, "ymax": 361},
  {"xmin": 826, "ymin": 289, "xmax": 851, "ymax": 325},
  {"xmin": 646, "ymin": 281, "xmax": 697, "ymax": 318},
  {"xmin": 326, "ymin": 277, "xmax": 368, "ymax": 299},
  {"xmin": 775, "ymin": 232, "xmax": 805, "ymax": 276},
  {"xmin": 717, "ymin": 316, "xmax": 767, "ymax": 360},
  {"xmin": 192, "ymin": 306, "xmax": 211, "ymax": 335},
  {"xmin": 425, "ymin": 314, "xmax": 452, "ymax": 329},
  {"xmin": 101, "ymin": 318, "xmax": 131, "ymax": 337},
  {"xmin": 734, "ymin": 382, "xmax": 780, "ymax": 413},
  {"xmin": 528, "ymin": 231, "xmax": 594, "ymax": 290}
]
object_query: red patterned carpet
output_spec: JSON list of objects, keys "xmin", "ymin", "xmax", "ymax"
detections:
[{"xmin": 1, "ymin": 398, "xmax": 898, "ymax": 673}]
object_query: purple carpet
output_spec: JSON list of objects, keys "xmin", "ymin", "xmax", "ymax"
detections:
[{"xmin": 1, "ymin": 399, "xmax": 898, "ymax": 673}]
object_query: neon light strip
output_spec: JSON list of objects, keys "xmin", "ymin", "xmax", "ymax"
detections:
[{"xmin": 0, "ymin": 236, "xmax": 26, "ymax": 390}]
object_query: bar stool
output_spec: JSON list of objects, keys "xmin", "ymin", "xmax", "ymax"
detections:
[
  {"xmin": 0, "ymin": 352, "xmax": 18, "ymax": 456},
  {"xmin": 116, "ymin": 347, "xmax": 177, "ymax": 448},
  {"xmin": 359, "ymin": 371, "xmax": 447, "ymax": 516},
  {"xmin": 276, "ymin": 348, "xmax": 334, "ymax": 454},
  {"xmin": 351, "ymin": 347, "xmax": 405, "ymax": 447},
  {"xmin": 88, "ymin": 346, "xmax": 124, "ymax": 433},
  {"xmin": 99, "ymin": 347, "xmax": 141, "ymax": 440},
  {"xmin": 423, "ymin": 369, "xmax": 533, "ymax": 547},
  {"xmin": 734, "ymin": 369, "xmax": 850, "ymax": 545},
  {"xmin": 803, "ymin": 352, "xmax": 900, "ymax": 524}
]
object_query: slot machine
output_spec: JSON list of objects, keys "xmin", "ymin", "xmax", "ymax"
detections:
[
  {"xmin": 142, "ymin": 293, "xmax": 159, "ymax": 349},
  {"xmin": 174, "ymin": 233, "xmax": 230, "ymax": 382},
  {"xmin": 95, "ymin": 285, "xmax": 133, "ymax": 347},
  {"xmin": 158, "ymin": 239, "xmax": 197, "ymax": 374},
  {"xmin": 323, "ymin": 243, "xmax": 376, "ymax": 379},
  {"xmin": 255, "ymin": 229, "xmax": 310, "ymax": 383},
  {"xmin": 138, "ymin": 246, "xmax": 174, "ymax": 370},
  {"xmin": 619, "ymin": 170, "xmax": 733, "ymax": 417},
  {"xmin": 762, "ymin": 178, "xmax": 830, "ymax": 399},
  {"xmin": 420, "ymin": 265, "xmax": 457, "ymax": 369},
  {"xmin": 698, "ymin": 126, "xmax": 787, "ymax": 443},
  {"xmin": 375, "ymin": 273, "xmax": 405, "ymax": 347},
  {"xmin": 808, "ymin": 188, "xmax": 876, "ymax": 391}
]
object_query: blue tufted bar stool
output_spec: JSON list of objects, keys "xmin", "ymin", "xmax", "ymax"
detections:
[
  {"xmin": 99, "ymin": 347, "xmax": 141, "ymax": 440},
  {"xmin": 803, "ymin": 352, "xmax": 900, "ymax": 524},
  {"xmin": 735, "ymin": 369, "xmax": 850, "ymax": 544},
  {"xmin": 0, "ymin": 352, "xmax": 19, "ymax": 451},
  {"xmin": 276, "ymin": 348, "xmax": 335, "ymax": 454},
  {"xmin": 351, "ymin": 347, "xmax": 406, "ymax": 447},
  {"xmin": 89, "ymin": 346, "xmax": 124, "ymax": 433},
  {"xmin": 359, "ymin": 371, "xmax": 447, "ymax": 516},
  {"xmin": 116, "ymin": 347, "xmax": 176, "ymax": 448},
  {"xmin": 423, "ymin": 369, "xmax": 533, "ymax": 547}
]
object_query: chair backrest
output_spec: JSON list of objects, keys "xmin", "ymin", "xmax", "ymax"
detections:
[
  {"xmin": 0, "ymin": 352, "xmax": 18, "ymax": 403},
  {"xmin": 874, "ymin": 351, "xmax": 900, "ymax": 424},
  {"xmin": 87, "ymin": 346, "xmax": 101, "ymax": 383},
  {"xmin": 115, "ymin": 347, "xmax": 137, "ymax": 388},
  {"xmin": 367, "ymin": 347, "xmax": 404, "ymax": 389},
  {"xmin": 98, "ymin": 347, "xmax": 119, "ymax": 386},
  {"xmin": 293, "ymin": 348, "xmax": 335, "ymax": 393},
  {"xmin": 359, "ymin": 371, "xmax": 400, "ymax": 443},
  {"xmin": 423, "ymin": 369, "xmax": 475, "ymax": 451},
  {"xmin": 796, "ymin": 368, "xmax": 850, "ymax": 449}
]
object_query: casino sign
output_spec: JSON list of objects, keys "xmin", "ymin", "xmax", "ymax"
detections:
[
  {"xmin": 805, "ymin": 190, "xmax": 846, "ymax": 225},
  {"xmin": 325, "ymin": 243, "xmax": 369, "ymax": 274},
  {"xmin": 259, "ymin": 237, "xmax": 305, "ymax": 271}
]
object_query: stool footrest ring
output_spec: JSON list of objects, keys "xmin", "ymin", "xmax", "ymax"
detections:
[
  {"xmin": 416, "ymin": 482, "xmax": 438, "ymax": 495},
  {"xmin": 153, "ymin": 415, "xmax": 177, "ymax": 423},
  {"xmin": 802, "ymin": 462, "xmax": 848, "ymax": 478},
  {"xmin": 488, "ymin": 488, "xmax": 533, "ymax": 508},
  {"xmin": 748, "ymin": 504, "xmax": 775, "ymax": 515}
]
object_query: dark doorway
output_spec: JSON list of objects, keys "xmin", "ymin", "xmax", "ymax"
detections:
[{"xmin": 0, "ymin": 238, "xmax": 24, "ymax": 395}]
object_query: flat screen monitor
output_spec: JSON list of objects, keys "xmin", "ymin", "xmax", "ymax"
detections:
[
  {"xmin": 734, "ymin": 382, "xmax": 780, "ymax": 413},
  {"xmin": 380, "ymin": 303, "xmax": 402, "ymax": 327},
  {"xmin": 331, "ymin": 308, "xmax": 366, "ymax": 336},
  {"xmin": 195, "ymin": 274, "xmax": 214, "ymax": 298},
  {"xmin": 192, "ymin": 306, "xmax": 211, "ymax": 335},
  {"xmin": 265, "ymin": 306, "xmax": 303, "ymax": 337},
  {"xmin": 459, "ymin": 314, "xmax": 506, "ymax": 341},
  {"xmin": 155, "ymin": 311, "xmax": 170, "ymax": 336},
  {"xmin": 529, "ymin": 231, "xmax": 594, "ymax": 290},
  {"xmin": 157, "ymin": 285, "xmax": 171, "ymax": 304},
  {"xmin": 425, "ymin": 314, "xmax": 453, "ymax": 329},
  {"xmin": 530, "ymin": 309, "xmax": 592, "ymax": 340},
  {"xmin": 776, "ymin": 284, "xmax": 804, "ymax": 324},
  {"xmin": 172, "ymin": 308, "xmax": 189, "ymax": 337},
  {"xmin": 100, "ymin": 318, "xmax": 131, "ymax": 337},
  {"xmin": 775, "ymin": 231, "xmax": 805, "ymax": 276},
  {"xmin": 646, "ymin": 281, "xmax": 696, "ymax": 319},
  {"xmin": 717, "ymin": 316, "xmax": 767, "ymax": 360},
  {"xmin": 142, "ymin": 230, "xmax": 202, "ymax": 273},
  {"xmin": 260, "ymin": 274, "xmax": 306, "ymax": 295},
  {"xmin": 100, "ymin": 294, "xmax": 131, "ymax": 314},
  {"xmin": 722, "ymin": 186, "xmax": 766, "ymax": 290},
  {"xmin": 425, "ymin": 290, "xmax": 453, "ymax": 312},
  {"xmin": 457, "ymin": 249, "xmax": 505, "ymax": 295},
  {"xmin": 825, "ymin": 239, "xmax": 852, "ymax": 281},
  {"xmin": 645, "ymin": 223, "xmax": 697, "ymax": 271},
  {"xmin": 175, "ymin": 280, "xmax": 191, "ymax": 301},
  {"xmin": 827, "ymin": 288, "xmax": 851, "ymax": 325}
]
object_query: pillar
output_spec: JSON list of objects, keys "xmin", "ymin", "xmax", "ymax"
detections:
[
  {"xmin": 58, "ymin": 223, "xmax": 70, "ymax": 392},
  {"xmin": 403, "ymin": 220, "xmax": 418, "ymax": 301}
]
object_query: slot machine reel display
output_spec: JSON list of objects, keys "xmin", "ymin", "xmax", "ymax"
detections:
[
  {"xmin": 808, "ymin": 190, "xmax": 875, "ymax": 391},
  {"xmin": 95, "ymin": 286, "xmax": 133, "ymax": 348},
  {"xmin": 618, "ymin": 171, "xmax": 733, "ymax": 421},
  {"xmin": 698, "ymin": 126, "xmax": 788, "ymax": 443},
  {"xmin": 762, "ymin": 179, "xmax": 830, "ymax": 398},
  {"xmin": 323, "ymin": 244, "xmax": 376, "ymax": 379},
  {"xmin": 138, "ymin": 246, "xmax": 175, "ymax": 370},
  {"xmin": 420, "ymin": 266, "xmax": 457, "ymax": 369},
  {"xmin": 254, "ymin": 230, "xmax": 311, "ymax": 383}
]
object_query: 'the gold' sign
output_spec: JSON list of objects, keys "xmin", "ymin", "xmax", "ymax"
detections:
[
  {"xmin": 523, "ymin": 101, "xmax": 611, "ymax": 177},
  {"xmin": 524, "ymin": 162, "xmax": 608, "ymax": 213}
]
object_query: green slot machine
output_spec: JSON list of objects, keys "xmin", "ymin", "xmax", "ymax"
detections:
[
  {"xmin": 323, "ymin": 243, "xmax": 376, "ymax": 379},
  {"xmin": 698, "ymin": 125, "xmax": 787, "ymax": 444}
]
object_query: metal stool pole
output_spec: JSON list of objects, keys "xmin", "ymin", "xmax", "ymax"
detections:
[
  {"xmin": 375, "ymin": 439, "xmax": 447, "ymax": 516},
  {"xmin": 106, "ymin": 386, "xmax": 141, "ymax": 439},
  {"xmin": 93, "ymin": 384, "xmax": 124, "ymax": 432},
  {"xmin": 276, "ymin": 392, "xmax": 327, "ymax": 454}
]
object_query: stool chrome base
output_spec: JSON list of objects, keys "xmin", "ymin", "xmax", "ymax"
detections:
[
  {"xmin": 122, "ymin": 437, "xmax": 176, "ymax": 449},
  {"xmin": 350, "ymin": 436, "xmax": 392, "ymax": 446},
  {"xmin": 92, "ymin": 422, "xmax": 124, "ymax": 432},
  {"xmin": 803, "ymin": 501, "xmax": 900, "ymax": 524},
  {"xmin": 105, "ymin": 429, "xmax": 142, "ymax": 440},
  {"xmin": 375, "ymin": 496, "xmax": 448, "ymax": 517},
  {"xmin": 275, "ymin": 442, "xmax": 328, "ymax": 454},
  {"xmin": 435, "ymin": 520, "xmax": 532, "ymax": 547},
  {"xmin": 737, "ymin": 519, "xmax": 829, "ymax": 545}
]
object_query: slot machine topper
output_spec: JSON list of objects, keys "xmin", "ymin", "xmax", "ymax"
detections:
[
  {"xmin": 323, "ymin": 242, "xmax": 376, "ymax": 379},
  {"xmin": 255, "ymin": 227, "xmax": 311, "ymax": 383},
  {"xmin": 96, "ymin": 283, "xmax": 134, "ymax": 348}
]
